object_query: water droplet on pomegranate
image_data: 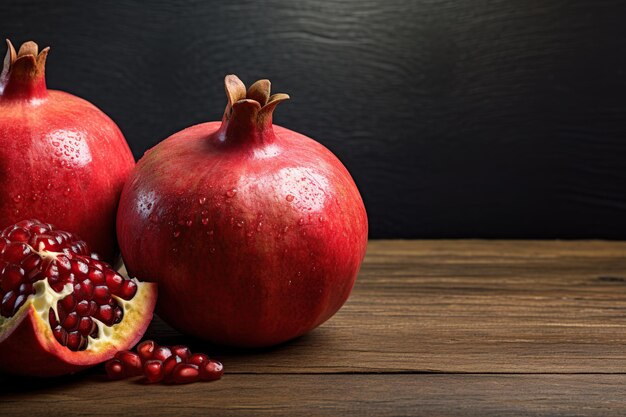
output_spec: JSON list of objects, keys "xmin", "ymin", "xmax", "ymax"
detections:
[
  {"xmin": 246, "ymin": 232, "xmax": 253, "ymax": 237},
  {"xmin": 172, "ymin": 247, "xmax": 178, "ymax": 254},
  {"xmin": 297, "ymin": 271, "xmax": 302, "ymax": 277},
  {"xmin": 318, "ymin": 216, "xmax": 324, "ymax": 222},
  {"xmin": 256, "ymin": 222, "xmax": 262, "ymax": 232},
  {"xmin": 46, "ymin": 183, "xmax": 52, "ymax": 190},
  {"xmin": 236, "ymin": 220, "xmax": 244, "ymax": 228},
  {"xmin": 198, "ymin": 197, "xmax": 206, "ymax": 205},
  {"xmin": 31, "ymin": 195, "xmax": 38, "ymax": 202},
  {"xmin": 283, "ymin": 226, "xmax": 289, "ymax": 233},
  {"xmin": 207, "ymin": 230, "xmax": 214, "ymax": 236},
  {"xmin": 13, "ymin": 209, "xmax": 19, "ymax": 216},
  {"xmin": 201, "ymin": 218, "xmax": 209, "ymax": 226},
  {"xmin": 298, "ymin": 218, "xmax": 305, "ymax": 226},
  {"xmin": 173, "ymin": 230, "xmax": 181, "ymax": 238},
  {"xmin": 210, "ymin": 247, "xmax": 216, "ymax": 253},
  {"xmin": 186, "ymin": 220, "xmax": 193, "ymax": 227},
  {"xmin": 286, "ymin": 194, "xmax": 294, "ymax": 202},
  {"xmin": 148, "ymin": 213, "xmax": 159, "ymax": 223},
  {"xmin": 12, "ymin": 194, "xmax": 22, "ymax": 203},
  {"xmin": 225, "ymin": 189, "xmax": 237, "ymax": 198},
  {"xmin": 63, "ymin": 187, "xmax": 71, "ymax": 196}
]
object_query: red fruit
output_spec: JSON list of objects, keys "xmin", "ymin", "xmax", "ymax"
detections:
[
  {"xmin": 187, "ymin": 353, "xmax": 209, "ymax": 367},
  {"xmin": 0, "ymin": 40, "xmax": 135, "ymax": 262},
  {"xmin": 152, "ymin": 346, "xmax": 173, "ymax": 362},
  {"xmin": 0, "ymin": 220, "xmax": 157, "ymax": 377},
  {"xmin": 136, "ymin": 340, "xmax": 157, "ymax": 361},
  {"xmin": 171, "ymin": 363, "xmax": 199, "ymax": 384},
  {"xmin": 114, "ymin": 350, "xmax": 143, "ymax": 376},
  {"xmin": 117, "ymin": 75, "xmax": 368, "ymax": 347},
  {"xmin": 105, "ymin": 358, "xmax": 126, "ymax": 380},
  {"xmin": 171, "ymin": 345, "xmax": 191, "ymax": 361},
  {"xmin": 143, "ymin": 359, "xmax": 164, "ymax": 383},
  {"xmin": 161, "ymin": 355, "xmax": 183, "ymax": 381},
  {"xmin": 199, "ymin": 360, "xmax": 224, "ymax": 381}
]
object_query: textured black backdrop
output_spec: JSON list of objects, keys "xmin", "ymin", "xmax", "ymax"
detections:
[{"xmin": 2, "ymin": 0, "xmax": 626, "ymax": 239}]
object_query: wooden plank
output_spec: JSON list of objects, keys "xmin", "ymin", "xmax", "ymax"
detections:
[
  {"xmin": 141, "ymin": 240, "xmax": 626, "ymax": 374},
  {"xmin": 2, "ymin": 374, "xmax": 626, "ymax": 416}
]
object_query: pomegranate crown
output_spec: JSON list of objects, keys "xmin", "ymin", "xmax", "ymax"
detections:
[
  {"xmin": 0, "ymin": 39, "xmax": 49, "ymax": 99},
  {"xmin": 218, "ymin": 75, "xmax": 289, "ymax": 145}
]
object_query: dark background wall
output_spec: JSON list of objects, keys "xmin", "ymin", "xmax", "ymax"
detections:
[{"xmin": 2, "ymin": 0, "xmax": 626, "ymax": 239}]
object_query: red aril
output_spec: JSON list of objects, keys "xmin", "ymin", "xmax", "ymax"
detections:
[
  {"xmin": 0, "ymin": 220, "xmax": 156, "ymax": 377},
  {"xmin": 103, "ymin": 340, "xmax": 223, "ymax": 385},
  {"xmin": 199, "ymin": 360, "xmax": 224, "ymax": 382},
  {"xmin": 0, "ymin": 40, "xmax": 135, "ymax": 262},
  {"xmin": 117, "ymin": 75, "xmax": 368, "ymax": 347}
]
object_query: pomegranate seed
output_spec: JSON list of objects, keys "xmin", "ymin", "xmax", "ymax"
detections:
[
  {"xmin": 105, "ymin": 359, "xmax": 126, "ymax": 380},
  {"xmin": 72, "ymin": 259, "xmax": 89, "ymax": 275},
  {"xmin": 171, "ymin": 345, "xmax": 191, "ymax": 361},
  {"xmin": 171, "ymin": 363, "xmax": 200, "ymax": 384},
  {"xmin": 137, "ymin": 340, "xmax": 157, "ymax": 361},
  {"xmin": 115, "ymin": 351, "xmax": 143, "ymax": 376},
  {"xmin": 53, "ymin": 325, "xmax": 68, "ymax": 345},
  {"xmin": 188, "ymin": 353, "xmax": 210, "ymax": 367},
  {"xmin": 15, "ymin": 220, "xmax": 35, "ymax": 228},
  {"xmin": 78, "ymin": 316, "xmax": 95, "ymax": 336},
  {"xmin": 75, "ymin": 300, "xmax": 90, "ymax": 315},
  {"xmin": 55, "ymin": 255, "xmax": 72, "ymax": 272},
  {"xmin": 7, "ymin": 227, "xmax": 30, "ymax": 243},
  {"xmin": 48, "ymin": 308, "xmax": 58, "ymax": 327},
  {"xmin": 13, "ymin": 293, "xmax": 28, "ymax": 314},
  {"xmin": 28, "ymin": 223, "xmax": 49, "ymax": 234},
  {"xmin": 3, "ymin": 242, "xmax": 31, "ymax": 263},
  {"xmin": 153, "ymin": 346, "xmax": 173, "ymax": 361},
  {"xmin": 97, "ymin": 304, "xmax": 114, "ymax": 325},
  {"xmin": 143, "ymin": 359, "xmax": 164, "ymax": 383},
  {"xmin": 62, "ymin": 312, "xmax": 79, "ymax": 331},
  {"xmin": 30, "ymin": 234, "xmax": 60, "ymax": 251},
  {"xmin": 21, "ymin": 253, "xmax": 41, "ymax": 272},
  {"xmin": 105, "ymin": 271, "xmax": 123, "ymax": 293},
  {"xmin": 75, "ymin": 279, "xmax": 94, "ymax": 299},
  {"xmin": 162, "ymin": 355, "xmax": 183, "ymax": 380},
  {"xmin": 57, "ymin": 302, "xmax": 68, "ymax": 323},
  {"xmin": 117, "ymin": 280, "xmax": 137, "ymax": 300},
  {"xmin": 66, "ymin": 331, "xmax": 83, "ymax": 350},
  {"xmin": 1, "ymin": 291, "xmax": 17, "ymax": 316},
  {"xmin": 88, "ymin": 268, "xmax": 105, "ymax": 285},
  {"xmin": 18, "ymin": 282, "xmax": 33, "ymax": 295},
  {"xmin": 93, "ymin": 286, "xmax": 111, "ymax": 304},
  {"xmin": 113, "ymin": 307, "xmax": 123, "ymax": 324},
  {"xmin": 199, "ymin": 360, "xmax": 224, "ymax": 381},
  {"xmin": 1, "ymin": 264, "xmax": 24, "ymax": 292},
  {"xmin": 60, "ymin": 294, "xmax": 76, "ymax": 312},
  {"xmin": 0, "ymin": 238, "xmax": 8, "ymax": 254}
]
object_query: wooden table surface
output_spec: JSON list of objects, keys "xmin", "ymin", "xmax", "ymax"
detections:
[{"xmin": 3, "ymin": 240, "xmax": 626, "ymax": 416}]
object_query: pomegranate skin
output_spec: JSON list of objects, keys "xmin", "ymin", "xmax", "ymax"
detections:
[
  {"xmin": 0, "ymin": 40, "xmax": 135, "ymax": 262},
  {"xmin": 117, "ymin": 76, "xmax": 368, "ymax": 347}
]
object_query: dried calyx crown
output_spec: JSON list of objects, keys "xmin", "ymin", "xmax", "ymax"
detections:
[
  {"xmin": 217, "ymin": 75, "xmax": 289, "ymax": 144},
  {"xmin": 0, "ymin": 39, "xmax": 49, "ymax": 99}
]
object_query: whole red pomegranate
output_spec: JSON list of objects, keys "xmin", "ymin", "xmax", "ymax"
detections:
[
  {"xmin": 0, "ymin": 219, "xmax": 156, "ymax": 377},
  {"xmin": 117, "ymin": 75, "xmax": 368, "ymax": 347},
  {"xmin": 0, "ymin": 40, "xmax": 135, "ymax": 262}
]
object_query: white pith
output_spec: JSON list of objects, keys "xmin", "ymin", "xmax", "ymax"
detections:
[{"xmin": 0, "ymin": 243, "xmax": 141, "ymax": 351}]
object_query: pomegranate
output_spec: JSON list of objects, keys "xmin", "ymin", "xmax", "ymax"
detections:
[
  {"xmin": 104, "ymin": 340, "xmax": 223, "ymax": 384},
  {"xmin": 0, "ymin": 219, "xmax": 156, "ymax": 377},
  {"xmin": 0, "ymin": 40, "xmax": 135, "ymax": 262},
  {"xmin": 117, "ymin": 75, "xmax": 368, "ymax": 347}
]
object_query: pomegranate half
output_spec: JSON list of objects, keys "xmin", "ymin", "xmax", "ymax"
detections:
[
  {"xmin": 0, "ymin": 40, "xmax": 135, "ymax": 262},
  {"xmin": 117, "ymin": 75, "xmax": 367, "ymax": 347},
  {"xmin": 0, "ymin": 219, "xmax": 156, "ymax": 376}
]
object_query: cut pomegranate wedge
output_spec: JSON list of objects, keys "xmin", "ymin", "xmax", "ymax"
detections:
[{"xmin": 0, "ymin": 219, "xmax": 156, "ymax": 377}]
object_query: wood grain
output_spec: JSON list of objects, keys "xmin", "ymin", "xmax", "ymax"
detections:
[
  {"xmin": 2, "ymin": 375, "xmax": 626, "ymax": 416},
  {"xmin": 2, "ymin": 1, "xmax": 626, "ymax": 238},
  {"xmin": 2, "ymin": 240, "xmax": 625, "ymax": 415}
]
